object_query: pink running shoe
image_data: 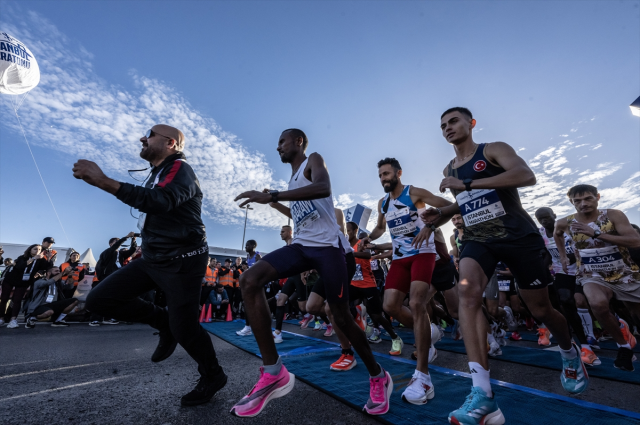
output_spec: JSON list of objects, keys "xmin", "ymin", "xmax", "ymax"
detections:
[
  {"xmin": 324, "ymin": 324, "xmax": 334, "ymax": 337},
  {"xmin": 230, "ymin": 365, "xmax": 295, "ymax": 417},
  {"xmin": 363, "ymin": 369, "xmax": 393, "ymax": 415},
  {"xmin": 300, "ymin": 315, "xmax": 314, "ymax": 329}
]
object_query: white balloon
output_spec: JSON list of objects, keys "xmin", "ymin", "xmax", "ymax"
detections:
[{"xmin": 0, "ymin": 31, "xmax": 40, "ymax": 95}]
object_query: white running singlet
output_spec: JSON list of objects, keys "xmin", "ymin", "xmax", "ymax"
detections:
[{"xmin": 289, "ymin": 157, "xmax": 342, "ymax": 248}]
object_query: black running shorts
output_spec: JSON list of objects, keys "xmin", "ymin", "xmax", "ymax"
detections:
[
  {"xmin": 460, "ymin": 233, "xmax": 549, "ymax": 290},
  {"xmin": 311, "ymin": 253, "xmax": 356, "ymax": 302},
  {"xmin": 281, "ymin": 275, "xmax": 308, "ymax": 301},
  {"xmin": 431, "ymin": 262, "xmax": 456, "ymax": 292},
  {"xmin": 349, "ymin": 286, "xmax": 383, "ymax": 315}
]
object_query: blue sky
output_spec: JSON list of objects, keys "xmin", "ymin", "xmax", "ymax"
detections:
[{"xmin": 1, "ymin": 0, "xmax": 639, "ymax": 255}]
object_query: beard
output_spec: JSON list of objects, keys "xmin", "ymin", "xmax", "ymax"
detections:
[
  {"xmin": 382, "ymin": 176, "xmax": 399, "ymax": 193},
  {"xmin": 454, "ymin": 223, "xmax": 464, "ymax": 229},
  {"xmin": 140, "ymin": 143, "xmax": 163, "ymax": 163},
  {"xmin": 279, "ymin": 151, "xmax": 293, "ymax": 164}
]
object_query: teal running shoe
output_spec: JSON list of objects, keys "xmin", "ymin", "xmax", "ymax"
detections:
[
  {"xmin": 561, "ymin": 343, "xmax": 589, "ymax": 394},
  {"xmin": 448, "ymin": 387, "xmax": 505, "ymax": 425}
]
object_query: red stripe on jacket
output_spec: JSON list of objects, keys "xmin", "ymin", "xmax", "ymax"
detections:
[{"xmin": 158, "ymin": 160, "xmax": 182, "ymax": 188}]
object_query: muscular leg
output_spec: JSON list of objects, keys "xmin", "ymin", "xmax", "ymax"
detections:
[
  {"xmin": 457, "ymin": 258, "xmax": 491, "ymax": 370},
  {"xmin": 325, "ymin": 302, "xmax": 351, "ymax": 348},
  {"xmin": 238, "ymin": 261, "xmax": 280, "ymax": 365},
  {"xmin": 409, "ymin": 281, "xmax": 437, "ymax": 374},
  {"xmin": 519, "ymin": 287, "xmax": 572, "ymax": 350},
  {"xmin": 582, "ymin": 283, "xmax": 626, "ymax": 345},
  {"xmin": 328, "ymin": 301, "xmax": 381, "ymax": 376},
  {"xmin": 382, "ymin": 289, "xmax": 413, "ymax": 328}
]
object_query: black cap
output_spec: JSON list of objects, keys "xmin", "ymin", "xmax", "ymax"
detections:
[
  {"xmin": 225, "ymin": 258, "xmax": 232, "ymax": 263},
  {"xmin": 43, "ymin": 237, "xmax": 55, "ymax": 244}
]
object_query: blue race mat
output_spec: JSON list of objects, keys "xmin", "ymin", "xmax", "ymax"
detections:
[
  {"xmin": 202, "ymin": 321, "xmax": 640, "ymax": 425},
  {"xmin": 201, "ymin": 321, "xmax": 340, "ymax": 357}
]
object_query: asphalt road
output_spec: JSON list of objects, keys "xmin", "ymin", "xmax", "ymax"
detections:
[{"xmin": 1, "ymin": 320, "xmax": 637, "ymax": 425}]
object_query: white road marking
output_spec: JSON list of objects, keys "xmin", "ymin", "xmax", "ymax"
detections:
[
  {"xmin": 0, "ymin": 375, "xmax": 134, "ymax": 402},
  {"xmin": 0, "ymin": 360, "xmax": 128, "ymax": 380}
]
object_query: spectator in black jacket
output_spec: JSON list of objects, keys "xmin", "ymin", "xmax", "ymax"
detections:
[
  {"xmin": 73, "ymin": 124, "xmax": 225, "ymax": 407},
  {"xmin": 0, "ymin": 244, "xmax": 50, "ymax": 328}
]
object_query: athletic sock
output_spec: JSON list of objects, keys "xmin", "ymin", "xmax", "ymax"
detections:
[
  {"xmin": 559, "ymin": 346, "xmax": 577, "ymax": 360},
  {"xmin": 371, "ymin": 363, "xmax": 385, "ymax": 379},
  {"xmin": 56, "ymin": 313, "xmax": 67, "ymax": 322},
  {"xmin": 617, "ymin": 342, "xmax": 632, "ymax": 349},
  {"xmin": 577, "ymin": 308, "xmax": 595, "ymax": 338},
  {"xmin": 415, "ymin": 369, "xmax": 432, "ymax": 386},
  {"xmin": 263, "ymin": 356, "xmax": 282, "ymax": 376},
  {"xmin": 469, "ymin": 362, "xmax": 492, "ymax": 397},
  {"xmin": 341, "ymin": 346, "xmax": 354, "ymax": 356}
]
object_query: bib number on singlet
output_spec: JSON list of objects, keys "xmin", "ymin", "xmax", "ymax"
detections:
[
  {"xmin": 370, "ymin": 260, "xmax": 379, "ymax": 271},
  {"xmin": 291, "ymin": 200, "xmax": 321, "ymax": 229},
  {"xmin": 353, "ymin": 264, "xmax": 364, "ymax": 281},
  {"xmin": 498, "ymin": 279, "xmax": 511, "ymax": 292},
  {"xmin": 386, "ymin": 208, "xmax": 417, "ymax": 237},
  {"xmin": 456, "ymin": 189, "xmax": 506, "ymax": 227},
  {"xmin": 579, "ymin": 246, "xmax": 625, "ymax": 273}
]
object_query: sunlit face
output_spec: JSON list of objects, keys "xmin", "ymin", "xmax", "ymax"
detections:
[
  {"xmin": 451, "ymin": 214, "xmax": 464, "ymax": 229},
  {"xmin": 535, "ymin": 209, "xmax": 557, "ymax": 229},
  {"xmin": 30, "ymin": 245, "xmax": 42, "ymax": 257},
  {"xmin": 139, "ymin": 129, "xmax": 173, "ymax": 163},
  {"xmin": 280, "ymin": 227, "xmax": 292, "ymax": 241},
  {"xmin": 440, "ymin": 112, "xmax": 475, "ymax": 146},
  {"xmin": 378, "ymin": 164, "xmax": 401, "ymax": 193},
  {"xmin": 277, "ymin": 131, "xmax": 301, "ymax": 164},
  {"xmin": 570, "ymin": 192, "xmax": 600, "ymax": 214}
]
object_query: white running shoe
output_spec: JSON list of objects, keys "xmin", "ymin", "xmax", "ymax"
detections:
[
  {"xmin": 504, "ymin": 306, "xmax": 518, "ymax": 332},
  {"xmin": 313, "ymin": 321, "xmax": 322, "ymax": 331},
  {"xmin": 7, "ymin": 319, "xmax": 19, "ymax": 329},
  {"xmin": 0, "ymin": 319, "xmax": 5, "ymax": 327},
  {"xmin": 429, "ymin": 346, "xmax": 438, "ymax": 363},
  {"xmin": 496, "ymin": 328, "xmax": 507, "ymax": 346},
  {"xmin": 488, "ymin": 341, "xmax": 503, "ymax": 357},
  {"xmin": 89, "ymin": 321, "xmax": 101, "ymax": 327},
  {"xmin": 273, "ymin": 331, "xmax": 283, "ymax": 344},
  {"xmin": 401, "ymin": 371, "xmax": 435, "ymax": 405},
  {"xmin": 236, "ymin": 326, "xmax": 252, "ymax": 336}
]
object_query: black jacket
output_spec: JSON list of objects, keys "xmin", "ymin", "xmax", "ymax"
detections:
[
  {"xmin": 96, "ymin": 237, "xmax": 128, "ymax": 280},
  {"xmin": 3, "ymin": 255, "xmax": 50, "ymax": 288},
  {"xmin": 115, "ymin": 152, "xmax": 207, "ymax": 263}
]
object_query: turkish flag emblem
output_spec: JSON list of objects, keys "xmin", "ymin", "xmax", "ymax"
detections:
[{"xmin": 473, "ymin": 160, "xmax": 487, "ymax": 172}]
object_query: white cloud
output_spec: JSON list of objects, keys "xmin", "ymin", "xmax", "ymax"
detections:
[{"xmin": 1, "ymin": 6, "xmax": 292, "ymax": 228}]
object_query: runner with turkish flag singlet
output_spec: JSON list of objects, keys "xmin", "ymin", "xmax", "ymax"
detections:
[
  {"xmin": 364, "ymin": 157, "xmax": 452, "ymax": 406},
  {"xmin": 554, "ymin": 184, "xmax": 640, "ymax": 372},
  {"xmin": 420, "ymin": 107, "xmax": 585, "ymax": 425},
  {"xmin": 233, "ymin": 129, "xmax": 392, "ymax": 417}
]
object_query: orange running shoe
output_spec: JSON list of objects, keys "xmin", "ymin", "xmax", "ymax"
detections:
[
  {"xmin": 330, "ymin": 353, "xmax": 357, "ymax": 371},
  {"xmin": 581, "ymin": 346, "xmax": 601, "ymax": 366},
  {"xmin": 537, "ymin": 327, "xmax": 551, "ymax": 346},
  {"xmin": 620, "ymin": 319, "xmax": 637, "ymax": 349}
]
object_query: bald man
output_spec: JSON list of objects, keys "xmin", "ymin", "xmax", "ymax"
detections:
[{"xmin": 73, "ymin": 124, "xmax": 227, "ymax": 407}]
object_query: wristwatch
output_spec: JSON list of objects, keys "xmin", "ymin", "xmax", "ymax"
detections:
[
  {"xmin": 463, "ymin": 178, "xmax": 473, "ymax": 191},
  {"xmin": 269, "ymin": 190, "xmax": 279, "ymax": 203},
  {"xmin": 593, "ymin": 229, "xmax": 602, "ymax": 239}
]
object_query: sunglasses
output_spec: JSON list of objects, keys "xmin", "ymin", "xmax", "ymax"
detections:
[{"xmin": 144, "ymin": 129, "xmax": 170, "ymax": 139}]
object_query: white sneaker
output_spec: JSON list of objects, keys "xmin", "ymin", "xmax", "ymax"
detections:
[
  {"xmin": 89, "ymin": 321, "xmax": 101, "ymax": 327},
  {"xmin": 401, "ymin": 371, "xmax": 435, "ymax": 405},
  {"xmin": 496, "ymin": 328, "xmax": 507, "ymax": 346},
  {"xmin": 236, "ymin": 326, "xmax": 252, "ymax": 336},
  {"xmin": 101, "ymin": 319, "xmax": 119, "ymax": 325},
  {"xmin": 0, "ymin": 319, "xmax": 5, "ymax": 327},
  {"xmin": 313, "ymin": 321, "xmax": 322, "ymax": 331},
  {"xmin": 273, "ymin": 331, "xmax": 283, "ymax": 344},
  {"xmin": 488, "ymin": 341, "xmax": 502, "ymax": 357},
  {"xmin": 429, "ymin": 346, "xmax": 438, "ymax": 363},
  {"xmin": 504, "ymin": 306, "xmax": 518, "ymax": 332},
  {"xmin": 431, "ymin": 323, "xmax": 442, "ymax": 345},
  {"xmin": 7, "ymin": 319, "xmax": 19, "ymax": 329}
]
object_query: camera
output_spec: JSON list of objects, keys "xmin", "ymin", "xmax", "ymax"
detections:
[{"xmin": 133, "ymin": 233, "xmax": 141, "ymax": 237}]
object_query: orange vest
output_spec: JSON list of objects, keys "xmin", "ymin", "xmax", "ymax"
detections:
[
  {"xmin": 61, "ymin": 262, "xmax": 84, "ymax": 287},
  {"xmin": 351, "ymin": 240, "xmax": 376, "ymax": 289},
  {"xmin": 234, "ymin": 269, "xmax": 242, "ymax": 288},
  {"xmin": 42, "ymin": 249, "xmax": 57, "ymax": 262},
  {"xmin": 204, "ymin": 266, "xmax": 217, "ymax": 286},
  {"xmin": 219, "ymin": 268, "xmax": 234, "ymax": 288}
]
